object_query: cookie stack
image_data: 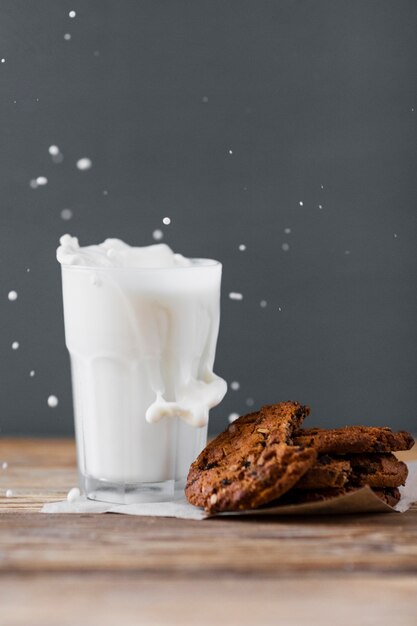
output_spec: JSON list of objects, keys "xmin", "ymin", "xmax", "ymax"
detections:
[{"xmin": 185, "ymin": 402, "xmax": 414, "ymax": 513}]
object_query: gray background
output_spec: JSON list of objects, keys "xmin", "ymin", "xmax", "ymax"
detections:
[{"xmin": 1, "ymin": 0, "xmax": 416, "ymax": 436}]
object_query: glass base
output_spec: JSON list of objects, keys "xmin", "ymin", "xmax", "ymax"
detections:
[{"xmin": 83, "ymin": 474, "xmax": 175, "ymax": 504}]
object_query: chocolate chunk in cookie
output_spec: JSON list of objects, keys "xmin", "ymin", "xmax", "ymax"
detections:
[
  {"xmin": 294, "ymin": 426, "xmax": 414, "ymax": 455},
  {"xmin": 185, "ymin": 401, "xmax": 316, "ymax": 513}
]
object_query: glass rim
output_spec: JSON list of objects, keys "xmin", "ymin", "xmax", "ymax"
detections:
[{"xmin": 60, "ymin": 258, "xmax": 222, "ymax": 273}]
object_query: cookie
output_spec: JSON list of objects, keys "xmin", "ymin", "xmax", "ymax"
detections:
[
  {"xmin": 349, "ymin": 453, "xmax": 408, "ymax": 488},
  {"xmin": 277, "ymin": 486, "xmax": 401, "ymax": 508},
  {"xmin": 294, "ymin": 426, "xmax": 414, "ymax": 455},
  {"xmin": 185, "ymin": 401, "xmax": 316, "ymax": 513},
  {"xmin": 296, "ymin": 452, "xmax": 408, "ymax": 490},
  {"xmin": 296, "ymin": 456, "xmax": 351, "ymax": 489}
]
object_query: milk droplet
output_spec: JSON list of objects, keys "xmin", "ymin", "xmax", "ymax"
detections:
[
  {"xmin": 69, "ymin": 10, "xmax": 76, "ymax": 18},
  {"xmin": 229, "ymin": 292, "xmax": 243, "ymax": 301},
  {"xmin": 76, "ymin": 157, "xmax": 92, "ymax": 171},
  {"xmin": 1, "ymin": 58, "xmax": 5, "ymax": 64},
  {"xmin": 2, "ymin": 462, "xmax": 8, "ymax": 470},
  {"xmin": 238, "ymin": 244, "xmax": 246, "ymax": 251},
  {"xmin": 64, "ymin": 33, "xmax": 71, "ymax": 40},
  {"xmin": 67, "ymin": 487, "xmax": 81, "ymax": 502},
  {"xmin": 228, "ymin": 413, "xmax": 239, "ymax": 423},
  {"xmin": 36, "ymin": 176, "xmax": 48, "ymax": 186},
  {"xmin": 260, "ymin": 300, "xmax": 267, "ymax": 308},
  {"xmin": 152, "ymin": 229, "xmax": 163, "ymax": 241},
  {"xmin": 230, "ymin": 381, "xmax": 240, "ymax": 391},
  {"xmin": 278, "ymin": 306, "xmax": 282, "ymax": 312},
  {"xmin": 93, "ymin": 50, "xmax": 100, "ymax": 57},
  {"xmin": 282, "ymin": 243, "xmax": 290, "ymax": 252},
  {"xmin": 246, "ymin": 398, "xmax": 254, "ymax": 407},
  {"xmin": 228, "ymin": 149, "xmax": 233, "ymax": 155},
  {"xmin": 318, "ymin": 204, "xmax": 323, "ymax": 209},
  {"xmin": 8, "ymin": 291, "xmax": 18, "ymax": 301},
  {"xmin": 26, "ymin": 268, "xmax": 30, "ymax": 272},
  {"xmin": 284, "ymin": 228, "xmax": 291, "ymax": 234},
  {"xmin": 11, "ymin": 341, "xmax": 19, "ymax": 350},
  {"xmin": 162, "ymin": 217, "xmax": 171, "ymax": 225},
  {"xmin": 60, "ymin": 208, "xmax": 73, "ymax": 220},
  {"xmin": 344, "ymin": 250, "xmax": 351, "ymax": 255},
  {"xmin": 299, "ymin": 201, "xmax": 304, "ymax": 206},
  {"xmin": 394, "ymin": 233, "xmax": 398, "ymax": 239},
  {"xmin": 47, "ymin": 395, "xmax": 59, "ymax": 408},
  {"xmin": 103, "ymin": 190, "xmax": 108, "ymax": 195},
  {"xmin": 29, "ymin": 370, "xmax": 35, "ymax": 377},
  {"xmin": 48, "ymin": 145, "xmax": 60, "ymax": 155},
  {"xmin": 202, "ymin": 96, "xmax": 209, "ymax": 103},
  {"xmin": 29, "ymin": 179, "xmax": 38, "ymax": 189},
  {"xmin": 5, "ymin": 489, "xmax": 13, "ymax": 497},
  {"xmin": 320, "ymin": 184, "xmax": 324, "ymax": 189}
]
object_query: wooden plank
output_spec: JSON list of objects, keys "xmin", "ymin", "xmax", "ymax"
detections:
[
  {"xmin": 0, "ymin": 574, "xmax": 416, "ymax": 626},
  {"xmin": 0, "ymin": 510, "xmax": 417, "ymax": 576}
]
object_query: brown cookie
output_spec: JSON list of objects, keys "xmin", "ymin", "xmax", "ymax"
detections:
[
  {"xmin": 294, "ymin": 426, "xmax": 414, "ymax": 455},
  {"xmin": 277, "ymin": 486, "xmax": 401, "ymax": 508},
  {"xmin": 296, "ymin": 452, "xmax": 408, "ymax": 490},
  {"xmin": 296, "ymin": 456, "xmax": 351, "ymax": 489},
  {"xmin": 349, "ymin": 453, "xmax": 408, "ymax": 488},
  {"xmin": 185, "ymin": 401, "xmax": 316, "ymax": 513}
]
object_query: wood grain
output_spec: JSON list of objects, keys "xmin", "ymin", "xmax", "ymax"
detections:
[{"xmin": 0, "ymin": 438, "xmax": 416, "ymax": 625}]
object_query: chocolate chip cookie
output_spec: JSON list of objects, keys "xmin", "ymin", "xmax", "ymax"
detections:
[
  {"xmin": 349, "ymin": 453, "xmax": 408, "ymax": 488},
  {"xmin": 294, "ymin": 426, "xmax": 414, "ymax": 455},
  {"xmin": 185, "ymin": 401, "xmax": 316, "ymax": 513},
  {"xmin": 277, "ymin": 486, "xmax": 401, "ymax": 508},
  {"xmin": 296, "ymin": 456, "xmax": 351, "ymax": 489},
  {"xmin": 296, "ymin": 452, "xmax": 408, "ymax": 490}
]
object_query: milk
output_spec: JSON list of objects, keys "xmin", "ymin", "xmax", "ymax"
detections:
[{"xmin": 57, "ymin": 235, "xmax": 227, "ymax": 502}]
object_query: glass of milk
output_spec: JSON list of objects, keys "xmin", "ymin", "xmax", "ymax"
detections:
[{"xmin": 57, "ymin": 235, "xmax": 227, "ymax": 504}]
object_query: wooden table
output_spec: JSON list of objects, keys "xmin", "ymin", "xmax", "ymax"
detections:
[{"xmin": 0, "ymin": 439, "xmax": 416, "ymax": 626}]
